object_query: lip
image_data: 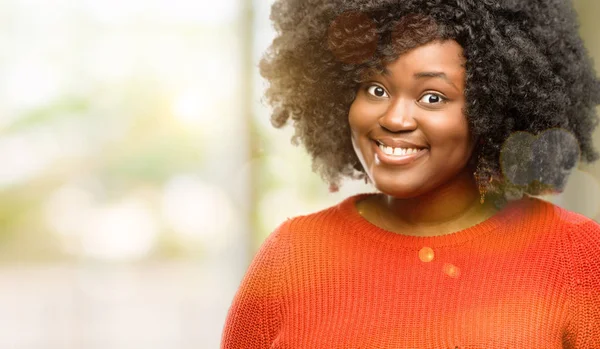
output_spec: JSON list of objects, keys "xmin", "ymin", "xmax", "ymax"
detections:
[
  {"xmin": 375, "ymin": 137, "xmax": 428, "ymax": 149},
  {"xmin": 372, "ymin": 140, "xmax": 429, "ymax": 166}
]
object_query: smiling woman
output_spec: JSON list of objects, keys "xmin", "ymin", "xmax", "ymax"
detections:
[
  {"xmin": 350, "ymin": 41, "xmax": 471, "ymax": 197},
  {"xmin": 349, "ymin": 40, "xmax": 497, "ymax": 237},
  {"xmin": 222, "ymin": 0, "xmax": 600, "ymax": 348}
]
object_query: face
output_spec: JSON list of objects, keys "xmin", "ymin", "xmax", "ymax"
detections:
[{"xmin": 348, "ymin": 40, "xmax": 475, "ymax": 198}]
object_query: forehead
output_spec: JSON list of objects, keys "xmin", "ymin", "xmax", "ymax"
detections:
[{"xmin": 380, "ymin": 40, "xmax": 466, "ymax": 81}]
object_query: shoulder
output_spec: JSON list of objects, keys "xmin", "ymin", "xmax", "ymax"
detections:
[
  {"xmin": 534, "ymin": 198, "xmax": 600, "ymax": 240},
  {"xmin": 530, "ymin": 198, "xmax": 600, "ymax": 275},
  {"xmin": 512, "ymin": 196, "xmax": 598, "ymax": 230},
  {"xmin": 274, "ymin": 193, "xmax": 370, "ymax": 236},
  {"xmin": 257, "ymin": 193, "xmax": 376, "ymax": 257},
  {"xmin": 542, "ymin": 202, "xmax": 600, "ymax": 344},
  {"xmin": 558, "ymin": 207, "xmax": 600, "ymax": 256},
  {"xmin": 506, "ymin": 197, "xmax": 600, "ymax": 253}
]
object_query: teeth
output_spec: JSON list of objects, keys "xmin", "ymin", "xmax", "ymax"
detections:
[{"xmin": 379, "ymin": 144, "xmax": 421, "ymax": 156}]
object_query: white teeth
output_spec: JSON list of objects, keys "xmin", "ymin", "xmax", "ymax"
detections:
[{"xmin": 378, "ymin": 144, "xmax": 421, "ymax": 156}]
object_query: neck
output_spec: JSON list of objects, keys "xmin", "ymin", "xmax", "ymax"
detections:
[{"xmin": 372, "ymin": 170, "xmax": 497, "ymax": 236}]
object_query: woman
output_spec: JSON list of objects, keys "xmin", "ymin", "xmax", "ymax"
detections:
[{"xmin": 223, "ymin": 0, "xmax": 600, "ymax": 347}]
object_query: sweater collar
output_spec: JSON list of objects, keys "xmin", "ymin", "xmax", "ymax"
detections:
[{"xmin": 336, "ymin": 193, "xmax": 538, "ymax": 249}]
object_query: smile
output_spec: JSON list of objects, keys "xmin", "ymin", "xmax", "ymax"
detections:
[
  {"xmin": 373, "ymin": 141, "xmax": 428, "ymax": 165},
  {"xmin": 377, "ymin": 144, "xmax": 422, "ymax": 156}
]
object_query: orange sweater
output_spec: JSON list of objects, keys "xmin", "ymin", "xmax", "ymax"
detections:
[{"xmin": 222, "ymin": 194, "xmax": 600, "ymax": 348}]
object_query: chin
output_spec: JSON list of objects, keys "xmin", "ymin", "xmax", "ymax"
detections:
[
  {"xmin": 372, "ymin": 180, "xmax": 427, "ymax": 200},
  {"xmin": 366, "ymin": 168, "xmax": 424, "ymax": 198}
]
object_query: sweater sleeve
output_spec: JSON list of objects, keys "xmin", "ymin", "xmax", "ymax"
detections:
[
  {"xmin": 565, "ymin": 219, "xmax": 600, "ymax": 348},
  {"xmin": 221, "ymin": 221, "xmax": 290, "ymax": 349}
]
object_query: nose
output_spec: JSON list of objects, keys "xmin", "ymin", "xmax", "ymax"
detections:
[{"xmin": 378, "ymin": 98, "xmax": 417, "ymax": 132}]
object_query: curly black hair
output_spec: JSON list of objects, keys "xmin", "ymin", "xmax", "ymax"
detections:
[{"xmin": 260, "ymin": 0, "xmax": 600, "ymax": 200}]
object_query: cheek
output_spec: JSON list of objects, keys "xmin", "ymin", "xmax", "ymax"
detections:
[
  {"xmin": 424, "ymin": 116, "xmax": 473, "ymax": 160},
  {"xmin": 348, "ymin": 97, "xmax": 385, "ymax": 132},
  {"xmin": 426, "ymin": 111, "xmax": 470, "ymax": 144},
  {"xmin": 348, "ymin": 101, "xmax": 375, "ymax": 165},
  {"xmin": 348, "ymin": 106, "xmax": 360, "ymax": 148},
  {"xmin": 348, "ymin": 102, "xmax": 360, "ymax": 132},
  {"xmin": 348, "ymin": 101, "xmax": 365, "ymax": 132}
]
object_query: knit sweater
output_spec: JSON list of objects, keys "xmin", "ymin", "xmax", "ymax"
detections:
[{"xmin": 221, "ymin": 194, "xmax": 600, "ymax": 348}]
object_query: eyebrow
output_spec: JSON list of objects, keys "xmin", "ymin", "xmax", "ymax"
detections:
[
  {"xmin": 414, "ymin": 71, "xmax": 459, "ymax": 91},
  {"xmin": 381, "ymin": 68, "xmax": 460, "ymax": 91}
]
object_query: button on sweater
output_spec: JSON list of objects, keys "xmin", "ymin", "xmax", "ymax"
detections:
[{"xmin": 222, "ymin": 194, "xmax": 600, "ymax": 348}]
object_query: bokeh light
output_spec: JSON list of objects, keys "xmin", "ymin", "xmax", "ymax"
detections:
[
  {"xmin": 418, "ymin": 247, "xmax": 435, "ymax": 263},
  {"xmin": 443, "ymin": 263, "xmax": 461, "ymax": 278},
  {"xmin": 161, "ymin": 174, "xmax": 236, "ymax": 251}
]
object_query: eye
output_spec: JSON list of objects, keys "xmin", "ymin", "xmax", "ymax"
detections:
[
  {"xmin": 366, "ymin": 85, "xmax": 389, "ymax": 98},
  {"xmin": 418, "ymin": 93, "xmax": 446, "ymax": 105}
]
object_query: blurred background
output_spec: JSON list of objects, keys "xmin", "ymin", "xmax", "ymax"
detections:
[{"xmin": 0, "ymin": 0, "xmax": 598, "ymax": 348}]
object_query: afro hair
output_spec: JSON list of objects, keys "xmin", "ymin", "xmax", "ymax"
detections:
[{"xmin": 259, "ymin": 0, "xmax": 600, "ymax": 200}]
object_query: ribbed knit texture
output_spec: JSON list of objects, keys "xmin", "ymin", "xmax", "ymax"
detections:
[{"xmin": 222, "ymin": 194, "xmax": 600, "ymax": 348}]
